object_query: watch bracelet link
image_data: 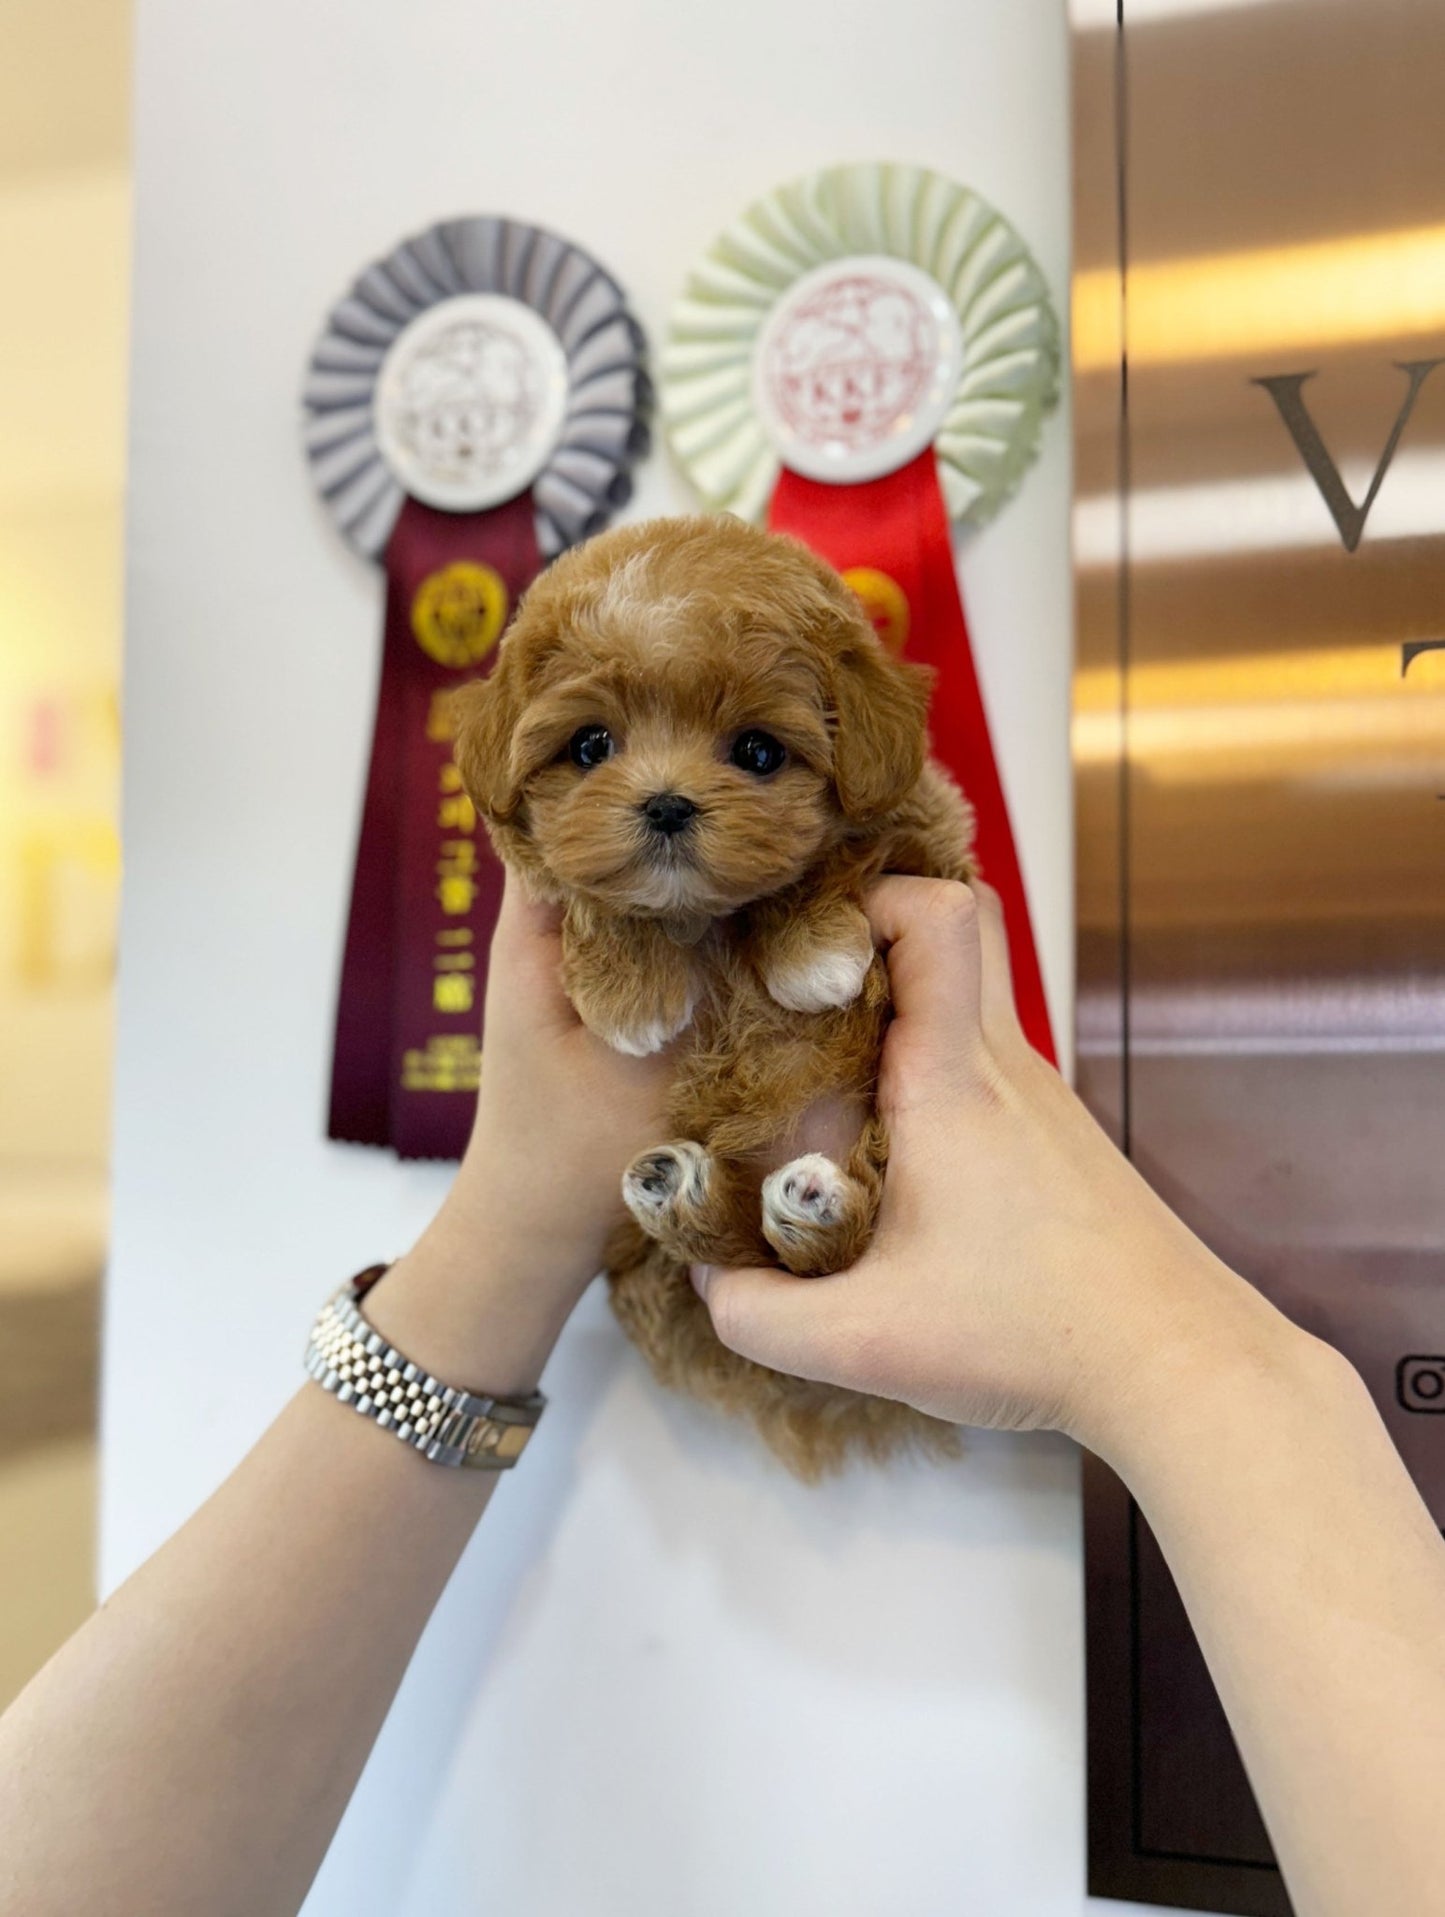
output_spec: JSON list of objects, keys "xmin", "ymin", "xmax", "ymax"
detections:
[{"xmin": 304, "ymin": 1265, "xmax": 545, "ymax": 1469}]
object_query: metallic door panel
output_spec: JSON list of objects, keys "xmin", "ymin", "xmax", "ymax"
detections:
[{"xmin": 1073, "ymin": 0, "xmax": 1445, "ymax": 1908}]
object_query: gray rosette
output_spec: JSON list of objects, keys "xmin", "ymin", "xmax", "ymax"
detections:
[{"xmin": 303, "ymin": 216, "xmax": 651, "ymax": 560}]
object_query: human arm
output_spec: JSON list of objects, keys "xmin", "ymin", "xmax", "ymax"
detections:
[
  {"xmin": 691, "ymin": 877, "xmax": 1445, "ymax": 1917},
  {"xmin": 0, "ymin": 881, "xmax": 670, "ymax": 1917}
]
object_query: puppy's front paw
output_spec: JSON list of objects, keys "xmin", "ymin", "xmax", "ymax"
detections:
[
  {"xmin": 760, "ymin": 1153, "xmax": 872, "ymax": 1277},
  {"xmin": 603, "ymin": 997, "xmax": 696, "ymax": 1058},
  {"xmin": 760, "ymin": 912, "xmax": 874, "ymax": 1015},
  {"xmin": 568, "ymin": 973, "xmax": 696, "ymax": 1057},
  {"xmin": 623, "ymin": 1140, "xmax": 713, "ymax": 1236}
]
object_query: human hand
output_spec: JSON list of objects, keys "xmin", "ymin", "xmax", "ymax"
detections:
[
  {"xmin": 691, "ymin": 879, "xmax": 1298, "ymax": 1464},
  {"xmin": 370, "ymin": 877, "xmax": 673, "ymax": 1391}
]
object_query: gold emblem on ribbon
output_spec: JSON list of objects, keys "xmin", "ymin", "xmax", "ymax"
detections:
[
  {"xmin": 410, "ymin": 562, "xmax": 509, "ymax": 667},
  {"xmin": 843, "ymin": 566, "xmax": 910, "ymax": 654}
]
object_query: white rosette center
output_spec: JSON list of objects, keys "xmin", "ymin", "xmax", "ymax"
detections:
[
  {"xmin": 374, "ymin": 295, "xmax": 570, "ymax": 513},
  {"xmin": 753, "ymin": 256, "xmax": 964, "ymax": 486}
]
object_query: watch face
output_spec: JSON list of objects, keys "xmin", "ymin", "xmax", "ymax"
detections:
[
  {"xmin": 374, "ymin": 293, "xmax": 570, "ymax": 512},
  {"xmin": 753, "ymin": 256, "xmax": 963, "ymax": 485}
]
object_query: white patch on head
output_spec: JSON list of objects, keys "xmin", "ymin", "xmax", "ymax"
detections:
[
  {"xmin": 761, "ymin": 1154, "xmax": 850, "ymax": 1233},
  {"xmin": 622, "ymin": 1139, "xmax": 712, "ymax": 1222},
  {"xmin": 594, "ymin": 551, "xmax": 697, "ymax": 652},
  {"xmin": 764, "ymin": 938, "xmax": 873, "ymax": 1014}
]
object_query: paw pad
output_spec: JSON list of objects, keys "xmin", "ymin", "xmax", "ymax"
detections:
[
  {"xmin": 622, "ymin": 1140, "xmax": 710, "ymax": 1221},
  {"xmin": 762, "ymin": 1153, "xmax": 847, "ymax": 1230}
]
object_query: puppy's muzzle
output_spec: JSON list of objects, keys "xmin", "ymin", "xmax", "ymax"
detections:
[{"xmin": 641, "ymin": 792, "xmax": 697, "ymax": 838}]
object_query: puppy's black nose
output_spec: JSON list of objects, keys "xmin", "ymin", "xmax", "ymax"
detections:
[{"xmin": 642, "ymin": 792, "xmax": 697, "ymax": 836}]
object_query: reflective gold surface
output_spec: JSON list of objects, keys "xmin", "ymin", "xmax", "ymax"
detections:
[
  {"xmin": 0, "ymin": 0, "xmax": 130, "ymax": 1712},
  {"xmin": 0, "ymin": 1177, "xmax": 102, "ymax": 1709},
  {"xmin": 1074, "ymin": 0, "xmax": 1445, "ymax": 1391},
  {"xmin": 1075, "ymin": 0, "xmax": 1445, "ymax": 1903}
]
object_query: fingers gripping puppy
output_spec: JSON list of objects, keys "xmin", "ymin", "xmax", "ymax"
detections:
[{"xmin": 453, "ymin": 514, "xmax": 974, "ymax": 1476}]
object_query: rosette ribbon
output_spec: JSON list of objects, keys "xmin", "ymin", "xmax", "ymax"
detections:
[
  {"xmin": 304, "ymin": 218, "xmax": 650, "ymax": 1156},
  {"xmin": 663, "ymin": 165, "xmax": 1060, "ymax": 1062}
]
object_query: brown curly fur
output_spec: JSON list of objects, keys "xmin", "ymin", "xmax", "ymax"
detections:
[{"xmin": 452, "ymin": 515, "xmax": 974, "ymax": 1478}]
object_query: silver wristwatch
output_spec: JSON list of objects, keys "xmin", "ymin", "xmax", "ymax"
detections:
[{"xmin": 304, "ymin": 1265, "xmax": 545, "ymax": 1469}]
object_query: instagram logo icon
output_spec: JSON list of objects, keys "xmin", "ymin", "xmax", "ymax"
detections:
[{"xmin": 1397, "ymin": 1356, "xmax": 1445, "ymax": 1414}]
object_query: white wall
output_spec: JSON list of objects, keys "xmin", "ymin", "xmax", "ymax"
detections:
[{"xmin": 106, "ymin": 1, "xmax": 1173, "ymax": 1911}]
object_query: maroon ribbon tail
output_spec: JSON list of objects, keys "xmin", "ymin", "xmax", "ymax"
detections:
[{"xmin": 327, "ymin": 490, "xmax": 543, "ymax": 1159}]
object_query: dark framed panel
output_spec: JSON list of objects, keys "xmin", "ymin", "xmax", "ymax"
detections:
[
  {"xmin": 1083, "ymin": 1459, "xmax": 1293, "ymax": 1915},
  {"xmin": 1071, "ymin": 0, "xmax": 1445, "ymax": 1910}
]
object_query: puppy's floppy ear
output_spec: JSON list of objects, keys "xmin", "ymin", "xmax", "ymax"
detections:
[
  {"xmin": 829, "ymin": 633, "xmax": 934, "ymax": 820},
  {"xmin": 451, "ymin": 645, "xmax": 528, "ymax": 826}
]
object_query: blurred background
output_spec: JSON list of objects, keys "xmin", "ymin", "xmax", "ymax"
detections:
[{"xmin": 0, "ymin": 0, "xmax": 130, "ymax": 1708}]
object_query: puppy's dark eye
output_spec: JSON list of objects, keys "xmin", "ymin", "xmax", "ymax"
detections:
[
  {"xmin": 568, "ymin": 724, "xmax": 614, "ymax": 770},
  {"xmin": 730, "ymin": 729, "xmax": 787, "ymax": 777}
]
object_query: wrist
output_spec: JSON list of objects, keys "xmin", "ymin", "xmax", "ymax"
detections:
[
  {"xmin": 1099, "ymin": 1316, "xmax": 1378, "ymax": 1616},
  {"xmin": 429, "ymin": 1180, "xmax": 599, "ymax": 1292},
  {"xmin": 362, "ymin": 1213, "xmax": 593, "ymax": 1399},
  {"xmin": 1073, "ymin": 1255, "xmax": 1330, "ymax": 1483},
  {"xmin": 445, "ymin": 1135, "xmax": 611, "ymax": 1291}
]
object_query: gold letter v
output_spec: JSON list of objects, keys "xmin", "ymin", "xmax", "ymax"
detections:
[{"xmin": 1253, "ymin": 359, "xmax": 1444, "ymax": 553}]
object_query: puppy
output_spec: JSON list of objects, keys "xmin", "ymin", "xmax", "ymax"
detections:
[{"xmin": 454, "ymin": 514, "xmax": 973, "ymax": 1476}]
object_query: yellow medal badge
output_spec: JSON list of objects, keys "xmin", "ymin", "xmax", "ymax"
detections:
[
  {"xmin": 410, "ymin": 561, "xmax": 509, "ymax": 668},
  {"xmin": 843, "ymin": 566, "xmax": 910, "ymax": 655}
]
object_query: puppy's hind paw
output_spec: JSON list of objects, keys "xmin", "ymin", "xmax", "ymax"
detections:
[
  {"xmin": 763, "ymin": 1153, "xmax": 846, "ymax": 1227},
  {"xmin": 761, "ymin": 1153, "xmax": 871, "ymax": 1277},
  {"xmin": 622, "ymin": 1140, "xmax": 712, "ymax": 1236}
]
